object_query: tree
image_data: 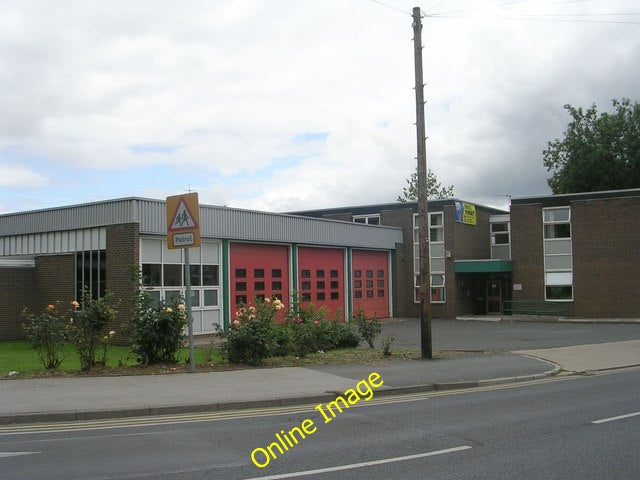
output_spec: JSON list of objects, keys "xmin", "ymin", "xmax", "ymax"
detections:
[
  {"xmin": 543, "ymin": 99, "xmax": 640, "ymax": 194},
  {"xmin": 397, "ymin": 167, "xmax": 454, "ymax": 202}
]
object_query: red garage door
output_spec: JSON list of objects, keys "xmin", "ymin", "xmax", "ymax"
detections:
[
  {"xmin": 298, "ymin": 247, "xmax": 345, "ymax": 321},
  {"xmin": 230, "ymin": 243, "xmax": 289, "ymax": 317},
  {"xmin": 352, "ymin": 250, "xmax": 389, "ymax": 318}
]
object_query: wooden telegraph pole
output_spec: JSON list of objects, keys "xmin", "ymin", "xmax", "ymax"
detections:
[{"xmin": 412, "ymin": 7, "xmax": 432, "ymax": 359}]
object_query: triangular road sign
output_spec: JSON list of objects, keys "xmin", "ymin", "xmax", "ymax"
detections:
[{"xmin": 169, "ymin": 197, "xmax": 199, "ymax": 232}]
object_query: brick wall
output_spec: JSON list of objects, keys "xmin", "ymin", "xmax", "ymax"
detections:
[
  {"xmin": 451, "ymin": 206, "xmax": 493, "ymax": 317},
  {"xmin": 35, "ymin": 254, "xmax": 76, "ymax": 309},
  {"xmin": 510, "ymin": 203, "xmax": 545, "ymax": 303},
  {"xmin": 380, "ymin": 206, "xmax": 419, "ymax": 317},
  {"xmin": 0, "ymin": 267, "xmax": 36, "ymax": 340},
  {"xmin": 571, "ymin": 197, "xmax": 640, "ymax": 317},
  {"xmin": 106, "ymin": 223, "xmax": 140, "ymax": 342},
  {"xmin": 511, "ymin": 195, "xmax": 640, "ymax": 318}
]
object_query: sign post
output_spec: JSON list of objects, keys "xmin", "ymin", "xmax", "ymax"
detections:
[{"xmin": 166, "ymin": 192, "xmax": 201, "ymax": 373}]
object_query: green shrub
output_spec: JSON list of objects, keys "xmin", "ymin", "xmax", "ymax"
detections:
[
  {"xmin": 224, "ymin": 297, "xmax": 285, "ymax": 365},
  {"xmin": 381, "ymin": 334, "xmax": 395, "ymax": 357},
  {"xmin": 22, "ymin": 302, "xmax": 69, "ymax": 369},
  {"xmin": 352, "ymin": 308, "xmax": 382, "ymax": 348},
  {"xmin": 68, "ymin": 291, "xmax": 117, "ymax": 371}
]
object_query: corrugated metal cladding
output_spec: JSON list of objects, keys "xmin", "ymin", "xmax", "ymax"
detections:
[
  {"xmin": 0, "ymin": 228, "xmax": 106, "ymax": 256},
  {"xmin": 0, "ymin": 197, "xmax": 403, "ymax": 250}
]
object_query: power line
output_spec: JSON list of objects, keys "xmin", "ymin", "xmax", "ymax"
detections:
[{"xmin": 368, "ymin": 0, "xmax": 412, "ymax": 16}]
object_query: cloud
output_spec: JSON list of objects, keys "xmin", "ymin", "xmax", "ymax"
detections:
[
  {"xmin": 0, "ymin": 163, "xmax": 48, "ymax": 188},
  {"xmin": 0, "ymin": 0, "xmax": 638, "ymax": 214}
]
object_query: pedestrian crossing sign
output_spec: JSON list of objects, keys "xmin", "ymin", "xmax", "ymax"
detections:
[{"xmin": 166, "ymin": 192, "xmax": 201, "ymax": 249}]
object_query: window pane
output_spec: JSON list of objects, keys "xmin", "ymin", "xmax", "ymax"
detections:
[
  {"xmin": 431, "ymin": 274, "xmax": 444, "ymax": 287},
  {"xmin": 354, "ymin": 291, "xmax": 362, "ymax": 299},
  {"xmin": 366, "ymin": 270, "xmax": 373, "ymax": 277},
  {"xmin": 254, "ymin": 268, "xmax": 264, "ymax": 278},
  {"xmin": 235, "ymin": 268, "xmax": 246, "ymax": 278},
  {"xmin": 203, "ymin": 265, "xmax": 219, "ymax": 286},
  {"xmin": 366, "ymin": 290, "xmax": 374, "ymax": 298},
  {"xmin": 165, "ymin": 290, "xmax": 181, "ymax": 304},
  {"xmin": 330, "ymin": 281, "xmax": 339, "ymax": 289},
  {"xmin": 544, "ymin": 208, "xmax": 570, "ymax": 223},
  {"xmin": 141, "ymin": 238, "xmax": 162, "ymax": 262},
  {"xmin": 377, "ymin": 290, "xmax": 385, "ymax": 297},
  {"xmin": 368, "ymin": 217, "xmax": 380, "ymax": 225},
  {"xmin": 204, "ymin": 290, "xmax": 218, "ymax": 306},
  {"xmin": 301, "ymin": 269, "xmax": 311, "ymax": 278},
  {"xmin": 272, "ymin": 269, "xmax": 282, "ymax": 278},
  {"xmin": 330, "ymin": 270, "xmax": 338, "ymax": 278},
  {"xmin": 236, "ymin": 295, "xmax": 247, "ymax": 306},
  {"xmin": 272, "ymin": 281, "xmax": 282, "ymax": 291},
  {"xmin": 546, "ymin": 285, "xmax": 572, "ymax": 300},
  {"xmin": 430, "ymin": 243, "xmax": 445, "ymax": 258},
  {"xmin": 316, "ymin": 270, "xmax": 325, "ymax": 278},
  {"xmin": 491, "ymin": 223, "xmax": 508, "ymax": 232},
  {"xmin": 544, "ymin": 255, "xmax": 572, "ymax": 270},
  {"xmin": 235, "ymin": 282, "xmax": 247, "ymax": 291},
  {"xmin": 544, "ymin": 224, "xmax": 571, "ymax": 239},
  {"xmin": 189, "ymin": 265, "xmax": 201, "ymax": 286},
  {"xmin": 302, "ymin": 281, "xmax": 311, "ymax": 290},
  {"xmin": 142, "ymin": 264, "xmax": 162, "ymax": 286},
  {"xmin": 431, "ymin": 287, "xmax": 445, "ymax": 302},
  {"xmin": 190, "ymin": 289, "xmax": 200, "ymax": 307},
  {"xmin": 430, "ymin": 228, "xmax": 443, "ymax": 242},
  {"xmin": 163, "ymin": 264, "xmax": 182, "ymax": 286},
  {"xmin": 545, "ymin": 239, "xmax": 571, "ymax": 255},
  {"xmin": 147, "ymin": 289, "xmax": 161, "ymax": 307},
  {"xmin": 317, "ymin": 281, "xmax": 325, "ymax": 289},
  {"xmin": 301, "ymin": 293, "xmax": 312, "ymax": 301},
  {"xmin": 354, "ymin": 280, "xmax": 362, "ymax": 288},
  {"xmin": 546, "ymin": 272, "xmax": 573, "ymax": 286},
  {"xmin": 430, "ymin": 213, "xmax": 443, "ymax": 226},
  {"xmin": 430, "ymin": 258, "xmax": 445, "ymax": 272},
  {"xmin": 493, "ymin": 233, "xmax": 509, "ymax": 245},
  {"xmin": 354, "ymin": 270, "xmax": 361, "ymax": 278},
  {"xmin": 366, "ymin": 280, "xmax": 373, "ymax": 288},
  {"xmin": 330, "ymin": 292, "xmax": 339, "ymax": 300},
  {"xmin": 353, "ymin": 217, "xmax": 366, "ymax": 224},
  {"xmin": 254, "ymin": 281, "xmax": 265, "ymax": 291},
  {"xmin": 317, "ymin": 292, "xmax": 325, "ymax": 301}
]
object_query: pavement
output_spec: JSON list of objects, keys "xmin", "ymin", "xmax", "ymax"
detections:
[{"xmin": 1, "ymin": 335, "xmax": 639, "ymax": 426}]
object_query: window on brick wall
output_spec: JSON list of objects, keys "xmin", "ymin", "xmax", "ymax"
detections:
[
  {"xmin": 543, "ymin": 207, "xmax": 573, "ymax": 301},
  {"xmin": 413, "ymin": 212, "xmax": 445, "ymax": 303},
  {"xmin": 353, "ymin": 214, "xmax": 381, "ymax": 225},
  {"xmin": 76, "ymin": 250, "xmax": 106, "ymax": 300},
  {"xmin": 140, "ymin": 237, "xmax": 222, "ymax": 333}
]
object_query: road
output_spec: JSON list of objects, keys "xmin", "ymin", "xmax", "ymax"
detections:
[
  {"xmin": 1, "ymin": 368, "xmax": 638, "ymax": 479},
  {"xmin": 384, "ymin": 318, "xmax": 640, "ymax": 351}
]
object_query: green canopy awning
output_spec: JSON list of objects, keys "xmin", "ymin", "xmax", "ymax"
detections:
[{"xmin": 454, "ymin": 259, "xmax": 513, "ymax": 273}]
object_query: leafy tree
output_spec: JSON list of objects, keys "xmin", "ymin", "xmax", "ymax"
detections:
[
  {"xmin": 397, "ymin": 167, "xmax": 454, "ymax": 202},
  {"xmin": 543, "ymin": 99, "xmax": 640, "ymax": 194}
]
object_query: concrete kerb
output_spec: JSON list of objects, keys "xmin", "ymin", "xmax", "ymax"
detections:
[{"xmin": 0, "ymin": 363, "xmax": 564, "ymax": 427}]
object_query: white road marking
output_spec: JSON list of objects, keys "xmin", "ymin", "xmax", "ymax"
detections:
[
  {"xmin": 591, "ymin": 411, "xmax": 640, "ymax": 424},
  {"xmin": 242, "ymin": 445, "xmax": 472, "ymax": 480},
  {"xmin": 0, "ymin": 451, "xmax": 40, "ymax": 458}
]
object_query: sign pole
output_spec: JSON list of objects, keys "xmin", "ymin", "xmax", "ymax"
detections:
[
  {"xmin": 166, "ymin": 191, "xmax": 201, "ymax": 374},
  {"xmin": 184, "ymin": 247, "xmax": 195, "ymax": 373}
]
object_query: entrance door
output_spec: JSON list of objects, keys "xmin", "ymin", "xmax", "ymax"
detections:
[{"xmin": 486, "ymin": 280, "xmax": 502, "ymax": 314}]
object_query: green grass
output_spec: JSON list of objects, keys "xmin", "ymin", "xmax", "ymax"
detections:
[{"xmin": 0, "ymin": 341, "xmax": 225, "ymax": 376}]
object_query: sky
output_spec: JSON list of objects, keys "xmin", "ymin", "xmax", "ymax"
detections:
[{"xmin": 1, "ymin": 0, "xmax": 639, "ymax": 215}]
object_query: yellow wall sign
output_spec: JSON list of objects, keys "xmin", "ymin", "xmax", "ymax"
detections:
[
  {"xmin": 454, "ymin": 200, "xmax": 477, "ymax": 226},
  {"xmin": 166, "ymin": 192, "xmax": 201, "ymax": 249}
]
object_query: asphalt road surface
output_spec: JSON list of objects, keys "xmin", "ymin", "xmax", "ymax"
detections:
[
  {"xmin": 1, "ymin": 368, "xmax": 638, "ymax": 479},
  {"xmin": 385, "ymin": 319, "xmax": 640, "ymax": 351}
]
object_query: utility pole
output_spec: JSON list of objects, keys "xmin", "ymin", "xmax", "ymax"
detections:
[{"xmin": 413, "ymin": 6, "xmax": 432, "ymax": 359}]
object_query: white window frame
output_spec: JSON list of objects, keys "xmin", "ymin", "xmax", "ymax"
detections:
[
  {"xmin": 413, "ymin": 212, "xmax": 446, "ymax": 304},
  {"xmin": 352, "ymin": 214, "xmax": 381, "ymax": 225},
  {"xmin": 140, "ymin": 237, "xmax": 222, "ymax": 331},
  {"xmin": 542, "ymin": 207, "xmax": 573, "ymax": 302}
]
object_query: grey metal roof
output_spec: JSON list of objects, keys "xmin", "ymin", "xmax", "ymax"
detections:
[{"xmin": 0, "ymin": 197, "xmax": 403, "ymax": 250}]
